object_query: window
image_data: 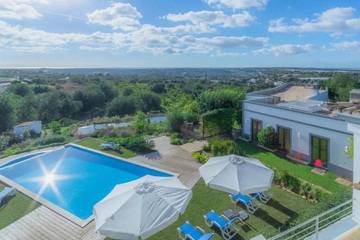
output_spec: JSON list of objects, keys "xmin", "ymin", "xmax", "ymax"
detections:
[
  {"xmin": 311, "ymin": 135, "xmax": 329, "ymax": 168},
  {"xmin": 251, "ymin": 119, "xmax": 262, "ymax": 142},
  {"xmin": 278, "ymin": 126, "xmax": 291, "ymax": 152}
]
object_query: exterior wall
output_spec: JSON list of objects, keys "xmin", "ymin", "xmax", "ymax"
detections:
[
  {"xmin": 348, "ymin": 123, "xmax": 360, "ymax": 223},
  {"xmin": 13, "ymin": 121, "xmax": 42, "ymax": 138},
  {"xmin": 309, "ymin": 89, "xmax": 329, "ymax": 101},
  {"xmin": 243, "ymin": 101, "xmax": 353, "ymax": 178}
]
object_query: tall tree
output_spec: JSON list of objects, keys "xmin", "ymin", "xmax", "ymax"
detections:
[
  {"xmin": 198, "ymin": 88, "xmax": 245, "ymax": 113},
  {"xmin": 16, "ymin": 94, "xmax": 38, "ymax": 122},
  {"xmin": 0, "ymin": 96, "xmax": 14, "ymax": 133},
  {"xmin": 325, "ymin": 74, "xmax": 360, "ymax": 101},
  {"xmin": 133, "ymin": 111, "xmax": 149, "ymax": 135},
  {"xmin": 138, "ymin": 92, "xmax": 161, "ymax": 113},
  {"xmin": 107, "ymin": 96, "xmax": 137, "ymax": 117}
]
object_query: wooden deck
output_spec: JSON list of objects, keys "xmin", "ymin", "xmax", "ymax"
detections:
[
  {"xmin": 0, "ymin": 206, "xmax": 104, "ymax": 240},
  {"xmin": 340, "ymin": 226, "xmax": 360, "ymax": 240}
]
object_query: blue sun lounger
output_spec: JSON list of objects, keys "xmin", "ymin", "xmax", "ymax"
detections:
[
  {"xmin": 178, "ymin": 221, "xmax": 214, "ymax": 240},
  {"xmin": 229, "ymin": 193, "xmax": 259, "ymax": 214},
  {"xmin": 204, "ymin": 210, "xmax": 238, "ymax": 240},
  {"xmin": 250, "ymin": 192, "xmax": 272, "ymax": 204},
  {"xmin": 0, "ymin": 187, "xmax": 16, "ymax": 206}
]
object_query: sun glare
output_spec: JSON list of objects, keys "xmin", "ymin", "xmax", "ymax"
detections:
[{"xmin": 43, "ymin": 173, "xmax": 56, "ymax": 185}]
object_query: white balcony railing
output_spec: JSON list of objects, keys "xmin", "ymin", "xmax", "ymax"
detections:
[{"xmin": 268, "ymin": 200, "xmax": 352, "ymax": 240}]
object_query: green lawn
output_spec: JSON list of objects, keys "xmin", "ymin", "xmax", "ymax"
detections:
[
  {"xmin": 76, "ymin": 137, "xmax": 136, "ymax": 159},
  {"xmin": 0, "ymin": 182, "xmax": 39, "ymax": 229},
  {"xmin": 148, "ymin": 181, "xmax": 321, "ymax": 240},
  {"xmin": 234, "ymin": 140, "xmax": 348, "ymax": 194}
]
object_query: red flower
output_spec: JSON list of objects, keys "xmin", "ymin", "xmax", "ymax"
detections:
[{"xmin": 314, "ymin": 159, "xmax": 323, "ymax": 168}]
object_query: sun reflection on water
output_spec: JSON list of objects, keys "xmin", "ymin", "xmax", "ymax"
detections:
[{"xmin": 43, "ymin": 172, "xmax": 56, "ymax": 185}]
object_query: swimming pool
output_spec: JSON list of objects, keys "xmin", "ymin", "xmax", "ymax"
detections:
[{"xmin": 0, "ymin": 145, "xmax": 171, "ymax": 224}]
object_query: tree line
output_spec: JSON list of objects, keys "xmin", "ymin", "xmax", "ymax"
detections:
[{"xmin": 0, "ymin": 81, "xmax": 161, "ymax": 133}]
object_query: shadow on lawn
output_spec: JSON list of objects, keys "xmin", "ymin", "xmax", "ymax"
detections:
[
  {"xmin": 209, "ymin": 226, "xmax": 246, "ymax": 240},
  {"xmin": 254, "ymin": 208, "xmax": 284, "ymax": 231},
  {"xmin": 268, "ymin": 199, "xmax": 298, "ymax": 218}
]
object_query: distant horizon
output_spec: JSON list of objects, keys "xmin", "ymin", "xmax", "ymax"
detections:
[{"xmin": 1, "ymin": 66, "xmax": 360, "ymax": 71}]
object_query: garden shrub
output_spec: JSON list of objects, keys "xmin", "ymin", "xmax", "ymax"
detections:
[
  {"xmin": 132, "ymin": 111, "xmax": 149, "ymax": 135},
  {"xmin": 148, "ymin": 122, "xmax": 168, "ymax": 135},
  {"xmin": 300, "ymin": 183, "xmax": 312, "ymax": 200},
  {"xmin": 114, "ymin": 135, "xmax": 154, "ymax": 152},
  {"xmin": 192, "ymin": 152, "xmax": 209, "ymax": 164},
  {"xmin": 203, "ymin": 143, "xmax": 211, "ymax": 152},
  {"xmin": 209, "ymin": 139, "xmax": 236, "ymax": 156},
  {"xmin": 257, "ymin": 126, "xmax": 277, "ymax": 148},
  {"xmin": 274, "ymin": 170, "xmax": 327, "ymax": 202},
  {"xmin": 168, "ymin": 111, "xmax": 198, "ymax": 133},
  {"xmin": 0, "ymin": 135, "xmax": 10, "ymax": 151},
  {"xmin": 34, "ymin": 135, "xmax": 66, "ymax": 146},
  {"xmin": 170, "ymin": 133, "xmax": 182, "ymax": 145},
  {"xmin": 168, "ymin": 111, "xmax": 185, "ymax": 133},
  {"xmin": 282, "ymin": 172, "xmax": 302, "ymax": 193}
]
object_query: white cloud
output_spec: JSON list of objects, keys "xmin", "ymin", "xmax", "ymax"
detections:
[
  {"xmin": 87, "ymin": 2, "xmax": 142, "ymax": 31},
  {"xmin": 0, "ymin": 0, "xmax": 48, "ymax": 20},
  {"xmin": 196, "ymin": 36, "xmax": 267, "ymax": 48},
  {"xmin": 164, "ymin": 10, "xmax": 255, "ymax": 28},
  {"xmin": 254, "ymin": 44, "xmax": 314, "ymax": 55},
  {"xmin": 79, "ymin": 45, "xmax": 112, "ymax": 51},
  {"xmin": 332, "ymin": 41, "xmax": 360, "ymax": 51},
  {"xmin": 204, "ymin": 0, "xmax": 268, "ymax": 9},
  {"xmin": 0, "ymin": 20, "xmax": 89, "ymax": 51},
  {"xmin": 0, "ymin": 17, "xmax": 267, "ymax": 56},
  {"xmin": 269, "ymin": 7, "xmax": 360, "ymax": 35}
]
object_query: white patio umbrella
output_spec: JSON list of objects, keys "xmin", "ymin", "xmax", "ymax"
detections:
[
  {"xmin": 199, "ymin": 154, "xmax": 274, "ymax": 194},
  {"xmin": 94, "ymin": 175, "xmax": 192, "ymax": 240}
]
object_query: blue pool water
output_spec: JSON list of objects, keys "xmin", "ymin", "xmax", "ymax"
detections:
[{"xmin": 0, "ymin": 145, "xmax": 171, "ymax": 220}]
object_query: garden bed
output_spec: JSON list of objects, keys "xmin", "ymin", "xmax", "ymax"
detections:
[
  {"xmin": 257, "ymin": 144, "xmax": 278, "ymax": 153},
  {"xmin": 76, "ymin": 137, "xmax": 136, "ymax": 159}
]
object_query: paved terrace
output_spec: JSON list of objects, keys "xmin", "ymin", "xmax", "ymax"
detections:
[
  {"xmin": 273, "ymin": 85, "xmax": 319, "ymax": 102},
  {"xmin": 0, "ymin": 136, "xmax": 202, "ymax": 240},
  {"xmin": 130, "ymin": 136, "xmax": 203, "ymax": 188}
]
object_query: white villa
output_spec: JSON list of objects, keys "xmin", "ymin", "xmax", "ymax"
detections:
[
  {"xmin": 13, "ymin": 121, "xmax": 42, "ymax": 138},
  {"xmin": 243, "ymin": 84, "xmax": 357, "ymax": 179}
]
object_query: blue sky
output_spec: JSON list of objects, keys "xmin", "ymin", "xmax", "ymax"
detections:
[{"xmin": 0, "ymin": 0, "xmax": 360, "ymax": 68}]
